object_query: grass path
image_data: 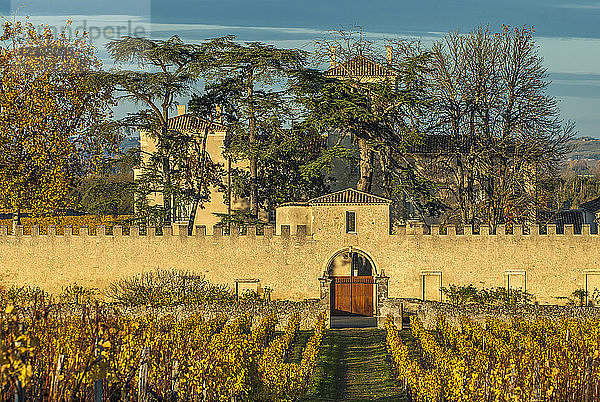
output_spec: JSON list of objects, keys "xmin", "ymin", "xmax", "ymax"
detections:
[{"xmin": 302, "ymin": 329, "xmax": 408, "ymax": 401}]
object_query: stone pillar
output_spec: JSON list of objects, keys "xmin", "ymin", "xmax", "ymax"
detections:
[
  {"xmin": 374, "ymin": 271, "xmax": 390, "ymax": 319},
  {"xmin": 318, "ymin": 272, "xmax": 332, "ymax": 301}
]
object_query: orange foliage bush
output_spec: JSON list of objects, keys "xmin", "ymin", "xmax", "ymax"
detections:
[{"xmin": 0, "ymin": 215, "xmax": 133, "ymax": 235}]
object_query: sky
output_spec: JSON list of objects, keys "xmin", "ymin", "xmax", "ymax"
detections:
[{"xmin": 4, "ymin": 0, "xmax": 600, "ymax": 138}]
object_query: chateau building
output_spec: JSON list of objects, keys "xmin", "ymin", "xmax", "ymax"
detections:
[
  {"xmin": 135, "ymin": 48, "xmax": 538, "ymax": 238},
  {"xmin": 134, "ymin": 105, "xmax": 256, "ymax": 233}
]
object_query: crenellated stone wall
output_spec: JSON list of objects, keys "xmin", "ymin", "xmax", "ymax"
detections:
[{"xmin": 0, "ymin": 222, "xmax": 599, "ymax": 307}]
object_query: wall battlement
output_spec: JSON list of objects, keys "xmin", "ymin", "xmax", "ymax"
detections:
[
  {"xmin": 394, "ymin": 223, "xmax": 596, "ymax": 237},
  {"xmin": 0, "ymin": 222, "xmax": 596, "ymax": 240},
  {"xmin": 0, "ymin": 224, "xmax": 311, "ymax": 240}
]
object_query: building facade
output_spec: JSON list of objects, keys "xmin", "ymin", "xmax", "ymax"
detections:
[
  {"xmin": 134, "ymin": 105, "xmax": 253, "ymax": 233},
  {"xmin": 2, "ymin": 187, "xmax": 600, "ymax": 318}
]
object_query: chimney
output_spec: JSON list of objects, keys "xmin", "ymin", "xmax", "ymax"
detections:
[
  {"xmin": 386, "ymin": 45, "xmax": 393, "ymax": 64},
  {"xmin": 215, "ymin": 104, "xmax": 224, "ymax": 124},
  {"xmin": 329, "ymin": 45, "xmax": 337, "ymax": 69},
  {"xmin": 177, "ymin": 104, "xmax": 186, "ymax": 116}
]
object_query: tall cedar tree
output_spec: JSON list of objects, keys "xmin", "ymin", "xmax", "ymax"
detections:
[
  {"xmin": 188, "ymin": 81, "xmax": 330, "ymax": 227},
  {"xmin": 205, "ymin": 40, "xmax": 307, "ymax": 218},
  {"xmin": 105, "ymin": 35, "xmax": 224, "ymax": 225},
  {"xmin": 294, "ymin": 29, "xmax": 443, "ymax": 219},
  {"xmin": 0, "ymin": 20, "xmax": 119, "ymax": 232}
]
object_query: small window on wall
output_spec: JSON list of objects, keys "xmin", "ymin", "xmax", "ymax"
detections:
[
  {"xmin": 421, "ymin": 271, "xmax": 442, "ymax": 302},
  {"xmin": 585, "ymin": 271, "xmax": 600, "ymax": 305},
  {"xmin": 505, "ymin": 271, "xmax": 527, "ymax": 292},
  {"xmin": 346, "ymin": 211, "xmax": 356, "ymax": 233},
  {"xmin": 235, "ymin": 278, "xmax": 260, "ymax": 298}
]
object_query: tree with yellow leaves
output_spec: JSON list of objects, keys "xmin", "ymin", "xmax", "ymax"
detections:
[{"xmin": 0, "ymin": 19, "xmax": 119, "ymax": 232}]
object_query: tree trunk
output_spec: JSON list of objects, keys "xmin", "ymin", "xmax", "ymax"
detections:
[
  {"xmin": 161, "ymin": 115, "xmax": 172, "ymax": 225},
  {"xmin": 12, "ymin": 207, "xmax": 20, "ymax": 235},
  {"xmin": 247, "ymin": 67, "xmax": 259, "ymax": 218},
  {"xmin": 186, "ymin": 126, "xmax": 210, "ymax": 235},
  {"xmin": 162, "ymin": 155, "xmax": 172, "ymax": 223},
  {"xmin": 357, "ymin": 137, "xmax": 374, "ymax": 193},
  {"xmin": 187, "ymin": 193, "xmax": 200, "ymax": 236},
  {"xmin": 378, "ymin": 147, "xmax": 392, "ymax": 198}
]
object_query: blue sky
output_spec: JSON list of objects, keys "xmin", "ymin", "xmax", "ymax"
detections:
[{"xmin": 5, "ymin": 0, "xmax": 600, "ymax": 137}]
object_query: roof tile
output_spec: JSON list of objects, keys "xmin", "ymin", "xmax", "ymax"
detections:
[
  {"xmin": 168, "ymin": 114, "xmax": 227, "ymax": 132},
  {"xmin": 580, "ymin": 196, "xmax": 600, "ymax": 212},
  {"xmin": 324, "ymin": 55, "xmax": 398, "ymax": 78},
  {"xmin": 308, "ymin": 188, "xmax": 391, "ymax": 205}
]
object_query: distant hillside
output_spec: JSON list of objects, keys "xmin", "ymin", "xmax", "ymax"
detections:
[
  {"xmin": 119, "ymin": 135, "xmax": 140, "ymax": 152},
  {"xmin": 565, "ymin": 137, "xmax": 600, "ymax": 161}
]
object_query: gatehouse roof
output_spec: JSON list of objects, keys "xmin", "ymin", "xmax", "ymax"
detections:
[
  {"xmin": 168, "ymin": 113, "xmax": 227, "ymax": 132},
  {"xmin": 324, "ymin": 55, "xmax": 399, "ymax": 78},
  {"xmin": 308, "ymin": 188, "xmax": 392, "ymax": 205}
]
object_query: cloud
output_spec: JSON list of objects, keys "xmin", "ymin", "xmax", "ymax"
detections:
[
  {"xmin": 555, "ymin": 3, "xmax": 600, "ymax": 9},
  {"xmin": 10, "ymin": 15, "xmax": 600, "ymax": 137},
  {"xmin": 537, "ymin": 36, "xmax": 600, "ymax": 75},
  {"xmin": 148, "ymin": 22, "xmax": 442, "ymax": 42}
]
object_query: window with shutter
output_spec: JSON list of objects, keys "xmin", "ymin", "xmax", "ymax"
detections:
[{"xmin": 346, "ymin": 211, "xmax": 356, "ymax": 233}]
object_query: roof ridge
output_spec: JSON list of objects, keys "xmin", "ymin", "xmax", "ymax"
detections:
[
  {"xmin": 168, "ymin": 113, "xmax": 227, "ymax": 132},
  {"xmin": 308, "ymin": 188, "xmax": 392, "ymax": 205},
  {"xmin": 324, "ymin": 55, "xmax": 398, "ymax": 77}
]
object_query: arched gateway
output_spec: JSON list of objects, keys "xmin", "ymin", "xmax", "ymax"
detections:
[
  {"xmin": 327, "ymin": 248, "xmax": 376, "ymax": 317},
  {"xmin": 277, "ymin": 188, "xmax": 392, "ymax": 318}
]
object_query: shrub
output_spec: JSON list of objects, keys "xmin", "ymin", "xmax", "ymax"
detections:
[
  {"xmin": 106, "ymin": 269, "xmax": 235, "ymax": 306},
  {"xmin": 563, "ymin": 288, "xmax": 599, "ymax": 306},
  {"xmin": 439, "ymin": 284, "xmax": 478, "ymax": 306},
  {"xmin": 58, "ymin": 284, "xmax": 98, "ymax": 304},
  {"xmin": 0, "ymin": 286, "xmax": 50, "ymax": 307},
  {"xmin": 476, "ymin": 286, "xmax": 534, "ymax": 305},
  {"xmin": 440, "ymin": 284, "xmax": 534, "ymax": 306}
]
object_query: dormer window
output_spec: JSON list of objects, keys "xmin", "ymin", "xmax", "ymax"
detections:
[{"xmin": 346, "ymin": 211, "xmax": 356, "ymax": 233}]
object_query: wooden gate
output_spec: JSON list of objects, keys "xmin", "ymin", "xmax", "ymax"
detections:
[{"xmin": 331, "ymin": 276, "xmax": 374, "ymax": 316}]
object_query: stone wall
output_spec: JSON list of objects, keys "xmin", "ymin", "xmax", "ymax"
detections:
[
  {"xmin": 380, "ymin": 297, "xmax": 600, "ymax": 329},
  {"xmin": 1, "ymin": 222, "xmax": 600, "ymax": 307},
  {"xmin": 118, "ymin": 299, "xmax": 327, "ymax": 331}
]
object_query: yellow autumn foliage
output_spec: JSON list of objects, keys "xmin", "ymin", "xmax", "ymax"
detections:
[
  {"xmin": 0, "ymin": 304, "xmax": 325, "ymax": 400},
  {"xmin": 385, "ymin": 314, "xmax": 600, "ymax": 401},
  {"xmin": 0, "ymin": 20, "xmax": 119, "ymax": 221},
  {"xmin": 0, "ymin": 214, "xmax": 132, "ymax": 235}
]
